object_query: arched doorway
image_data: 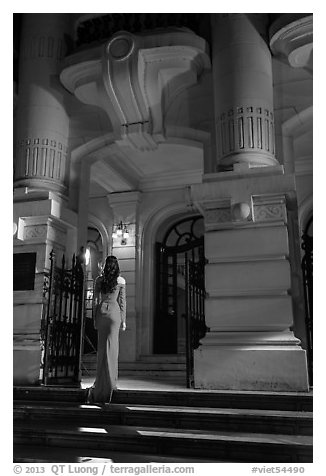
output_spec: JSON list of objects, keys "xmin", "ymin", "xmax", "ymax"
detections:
[
  {"xmin": 154, "ymin": 215, "xmax": 207, "ymax": 387},
  {"xmin": 301, "ymin": 216, "xmax": 313, "ymax": 385}
]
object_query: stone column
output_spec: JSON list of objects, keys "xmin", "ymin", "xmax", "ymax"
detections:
[
  {"xmin": 14, "ymin": 13, "xmax": 70, "ymax": 194},
  {"xmin": 189, "ymin": 14, "xmax": 309, "ymax": 392},
  {"xmin": 191, "ymin": 172, "xmax": 309, "ymax": 391},
  {"xmin": 107, "ymin": 192, "xmax": 142, "ymax": 363},
  {"xmin": 211, "ymin": 14, "xmax": 279, "ymax": 170},
  {"xmin": 13, "ymin": 14, "xmax": 77, "ymax": 385},
  {"xmin": 13, "ymin": 189, "xmax": 77, "ymax": 385}
]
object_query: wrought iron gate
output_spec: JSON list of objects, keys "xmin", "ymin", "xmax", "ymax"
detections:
[
  {"xmin": 301, "ymin": 217, "xmax": 313, "ymax": 385},
  {"xmin": 41, "ymin": 250, "xmax": 85, "ymax": 386},
  {"xmin": 185, "ymin": 250, "xmax": 207, "ymax": 388}
]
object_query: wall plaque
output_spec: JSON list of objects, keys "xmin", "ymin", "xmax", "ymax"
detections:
[{"xmin": 13, "ymin": 252, "xmax": 37, "ymax": 291}]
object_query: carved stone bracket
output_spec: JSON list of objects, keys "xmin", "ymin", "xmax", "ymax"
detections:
[{"xmin": 61, "ymin": 29, "xmax": 210, "ymax": 151}]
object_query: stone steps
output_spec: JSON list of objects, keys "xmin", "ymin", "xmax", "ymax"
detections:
[
  {"xmin": 13, "ymin": 386, "xmax": 312, "ymax": 463},
  {"xmin": 82, "ymin": 355, "xmax": 186, "ymax": 377},
  {"xmin": 13, "ymin": 386, "xmax": 313, "ymax": 411},
  {"xmin": 139, "ymin": 354, "xmax": 186, "ymax": 363},
  {"xmin": 13, "ymin": 444, "xmax": 219, "ymax": 463},
  {"xmin": 13, "ymin": 420, "xmax": 312, "ymax": 463},
  {"xmin": 14, "ymin": 401, "xmax": 312, "ymax": 436}
]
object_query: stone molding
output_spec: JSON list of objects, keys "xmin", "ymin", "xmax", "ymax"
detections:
[
  {"xmin": 200, "ymin": 330, "xmax": 301, "ymax": 347},
  {"xmin": 192, "ymin": 193, "xmax": 289, "ymax": 230},
  {"xmin": 270, "ymin": 15, "xmax": 313, "ymax": 71}
]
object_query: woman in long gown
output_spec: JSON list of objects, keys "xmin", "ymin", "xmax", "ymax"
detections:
[{"xmin": 86, "ymin": 255, "xmax": 126, "ymax": 404}]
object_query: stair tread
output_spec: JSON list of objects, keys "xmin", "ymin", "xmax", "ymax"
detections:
[
  {"xmin": 13, "ymin": 444, "xmax": 219, "ymax": 463},
  {"xmin": 14, "ymin": 421, "xmax": 312, "ymax": 446},
  {"xmin": 14, "ymin": 385, "xmax": 313, "ymax": 396},
  {"xmin": 14, "ymin": 401, "xmax": 313, "ymax": 418}
]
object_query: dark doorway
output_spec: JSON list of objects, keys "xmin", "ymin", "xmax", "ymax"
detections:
[{"xmin": 154, "ymin": 215, "xmax": 207, "ymax": 387}]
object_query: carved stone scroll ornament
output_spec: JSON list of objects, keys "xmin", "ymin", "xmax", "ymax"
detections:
[
  {"xmin": 252, "ymin": 195, "xmax": 287, "ymax": 224},
  {"xmin": 23, "ymin": 224, "xmax": 48, "ymax": 240}
]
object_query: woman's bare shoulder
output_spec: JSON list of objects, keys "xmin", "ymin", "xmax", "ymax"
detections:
[{"xmin": 117, "ymin": 275, "xmax": 126, "ymax": 285}]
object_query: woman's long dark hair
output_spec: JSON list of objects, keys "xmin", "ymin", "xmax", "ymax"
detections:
[{"xmin": 100, "ymin": 255, "xmax": 120, "ymax": 294}]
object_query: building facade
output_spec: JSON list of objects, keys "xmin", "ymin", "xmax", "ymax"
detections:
[{"xmin": 13, "ymin": 13, "xmax": 313, "ymax": 391}]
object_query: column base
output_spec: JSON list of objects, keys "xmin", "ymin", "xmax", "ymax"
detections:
[
  {"xmin": 13, "ymin": 345, "xmax": 41, "ymax": 386},
  {"xmin": 194, "ymin": 345, "xmax": 309, "ymax": 392}
]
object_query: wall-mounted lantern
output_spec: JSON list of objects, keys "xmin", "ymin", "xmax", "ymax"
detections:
[{"xmin": 112, "ymin": 221, "xmax": 130, "ymax": 245}]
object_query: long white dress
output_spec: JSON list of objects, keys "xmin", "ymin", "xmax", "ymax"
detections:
[{"xmin": 87, "ymin": 275, "xmax": 126, "ymax": 403}]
